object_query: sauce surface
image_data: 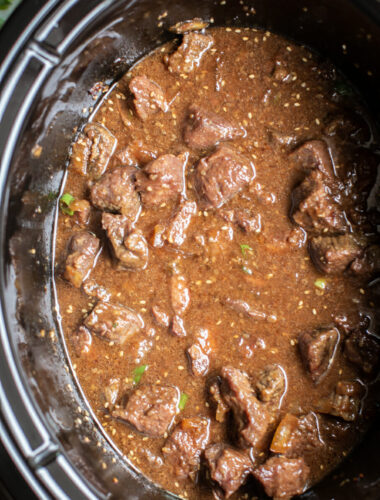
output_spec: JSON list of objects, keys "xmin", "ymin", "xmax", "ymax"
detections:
[{"xmin": 55, "ymin": 26, "xmax": 380, "ymax": 500}]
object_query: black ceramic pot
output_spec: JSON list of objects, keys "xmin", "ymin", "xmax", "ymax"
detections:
[{"xmin": 0, "ymin": 1, "xmax": 379, "ymax": 498}]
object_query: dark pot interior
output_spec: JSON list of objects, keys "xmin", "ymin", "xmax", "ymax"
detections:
[{"xmin": 0, "ymin": 0, "xmax": 379, "ymax": 498}]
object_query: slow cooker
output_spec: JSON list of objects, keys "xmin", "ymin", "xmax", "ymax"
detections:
[{"xmin": 0, "ymin": 0, "xmax": 379, "ymax": 498}]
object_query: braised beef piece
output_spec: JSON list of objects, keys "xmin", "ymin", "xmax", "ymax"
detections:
[
  {"xmin": 220, "ymin": 366, "xmax": 273, "ymax": 451},
  {"xmin": 345, "ymin": 329, "xmax": 380, "ymax": 375},
  {"xmin": 324, "ymin": 113, "xmax": 371, "ymax": 146},
  {"xmin": 298, "ymin": 327, "xmax": 340, "ymax": 383},
  {"xmin": 253, "ymin": 456, "xmax": 309, "ymax": 499},
  {"xmin": 292, "ymin": 140, "xmax": 335, "ymax": 177},
  {"xmin": 84, "ymin": 301, "xmax": 143, "ymax": 344},
  {"xmin": 63, "ymin": 231, "xmax": 100, "ymax": 288},
  {"xmin": 171, "ymin": 273, "xmax": 190, "ymax": 316},
  {"xmin": 187, "ymin": 344, "xmax": 209, "ymax": 377},
  {"xmin": 171, "ymin": 315, "xmax": 187, "ymax": 337},
  {"xmin": 82, "ymin": 279, "xmax": 111, "ymax": 302},
  {"xmin": 183, "ymin": 105, "xmax": 244, "ymax": 150},
  {"xmin": 204, "ymin": 444, "xmax": 253, "ymax": 498},
  {"xmin": 71, "ymin": 326, "xmax": 92, "ymax": 356},
  {"xmin": 69, "ymin": 199, "xmax": 91, "ymax": 226},
  {"xmin": 165, "ymin": 33, "xmax": 214, "ymax": 74},
  {"xmin": 117, "ymin": 140, "xmax": 157, "ymax": 167},
  {"xmin": 219, "ymin": 208, "xmax": 261, "ymax": 233},
  {"xmin": 151, "ymin": 305, "xmax": 170, "ymax": 328},
  {"xmin": 136, "ymin": 154, "xmax": 186, "ymax": 206},
  {"xmin": 309, "ymin": 234, "xmax": 362, "ymax": 274},
  {"xmin": 90, "ymin": 166, "xmax": 140, "ymax": 220},
  {"xmin": 350, "ymin": 244, "xmax": 380, "ymax": 275},
  {"xmin": 317, "ymin": 380, "xmax": 364, "ymax": 421},
  {"xmin": 104, "ymin": 377, "xmax": 120, "ymax": 408},
  {"xmin": 224, "ymin": 298, "xmax": 267, "ymax": 321},
  {"xmin": 195, "ymin": 145, "xmax": 254, "ymax": 209},
  {"xmin": 72, "ymin": 122, "xmax": 117, "ymax": 179},
  {"xmin": 113, "ymin": 384, "xmax": 179, "ymax": 437},
  {"xmin": 129, "ymin": 75, "xmax": 168, "ymax": 121},
  {"xmin": 256, "ymin": 365, "xmax": 286, "ymax": 405},
  {"xmin": 208, "ymin": 378, "xmax": 229, "ymax": 423},
  {"xmin": 163, "ymin": 417, "xmax": 210, "ymax": 479},
  {"xmin": 155, "ymin": 200, "xmax": 197, "ymax": 247},
  {"xmin": 102, "ymin": 213, "xmax": 149, "ymax": 270},
  {"xmin": 291, "ymin": 170, "xmax": 347, "ymax": 234},
  {"xmin": 270, "ymin": 413, "xmax": 324, "ymax": 456}
]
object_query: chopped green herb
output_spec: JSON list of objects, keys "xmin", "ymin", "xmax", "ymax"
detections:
[
  {"xmin": 59, "ymin": 193, "xmax": 75, "ymax": 216},
  {"xmin": 314, "ymin": 278, "xmax": 327, "ymax": 290},
  {"xmin": 133, "ymin": 364, "xmax": 147, "ymax": 384},
  {"xmin": 242, "ymin": 266, "xmax": 253, "ymax": 275},
  {"xmin": 178, "ymin": 392, "xmax": 189, "ymax": 410},
  {"xmin": 0, "ymin": 0, "xmax": 12, "ymax": 10},
  {"xmin": 334, "ymin": 80, "xmax": 354, "ymax": 97},
  {"xmin": 240, "ymin": 244, "xmax": 253, "ymax": 257}
]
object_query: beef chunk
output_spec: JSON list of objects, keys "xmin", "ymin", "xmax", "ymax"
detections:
[
  {"xmin": 163, "ymin": 417, "xmax": 210, "ymax": 479},
  {"xmin": 324, "ymin": 113, "xmax": 371, "ymax": 146},
  {"xmin": 166, "ymin": 33, "xmax": 214, "ymax": 74},
  {"xmin": 298, "ymin": 327, "xmax": 340, "ymax": 383},
  {"xmin": 195, "ymin": 145, "xmax": 254, "ymax": 209},
  {"xmin": 63, "ymin": 231, "xmax": 100, "ymax": 287},
  {"xmin": 270, "ymin": 413, "xmax": 324, "ymax": 456},
  {"xmin": 136, "ymin": 154, "xmax": 186, "ymax": 206},
  {"xmin": 224, "ymin": 298, "xmax": 267, "ymax": 321},
  {"xmin": 102, "ymin": 213, "xmax": 149, "ymax": 270},
  {"xmin": 208, "ymin": 378, "xmax": 229, "ymax": 423},
  {"xmin": 318, "ymin": 380, "xmax": 364, "ymax": 421},
  {"xmin": 69, "ymin": 199, "xmax": 91, "ymax": 226},
  {"xmin": 171, "ymin": 273, "xmax": 190, "ymax": 316},
  {"xmin": 183, "ymin": 105, "xmax": 244, "ymax": 150},
  {"xmin": 345, "ymin": 329, "xmax": 380, "ymax": 375},
  {"xmin": 117, "ymin": 140, "xmax": 158, "ymax": 167},
  {"xmin": 113, "ymin": 384, "xmax": 179, "ymax": 437},
  {"xmin": 84, "ymin": 301, "xmax": 143, "ymax": 344},
  {"xmin": 253, "ymin": 456, "xmax": 309, "ymax": 499},
  {"xmin": 82, "ymin": 279, "xmax": 111, "ymax": 302},
  {"xmin": 309, "ymin": 234, "xmax": 362, "ymax": 274},
  {"xmin": 69, "ymin": 132, "xmax": 92, "ymax": 176},
  {"xmin": 256, "ymin": 365, "xmax": 286, "ymax": 405},
  {"xmin": 291, "ymin": 170, "xmax": 347, "ymax": 234},
  {"xmin": 129, "ymin": 76, "xmax": 168, "ymax": 121},
  {"xmin": 84, "ymin": 122, "xmax": 117, "ymax": 179},
  {"xmin": 205, "ymin": 444, "xmax": 253, "ymax": 498},
  {"xmin": 71, "ymin": 326, "xmax": 92, "ymax": 356},
  {"xmin": 90, "ymin": 166, "xmax": 140, "ymax": 221},
  {"xmin": 171, "ymin": 315, "xmax": 187, "ymax": 337},
  {"xmin": 293, "ymin": 140, "xmax": 335, "ymax": 177},
  {"xmin": 219, "ymin": 208, "xmax": 261, "ymax": 233},
  {"xmin": 151, "ymin": 305, "xmax": 170, "ymax": 327},
  {"xmin": 220, "ymin": 367, "xmax": 273, "ymax": 450},
  {"xmin": 187, "ymin": 344, "xmax": 209, "ymax": 376},
  {"xmin": 164, "ymin": 201, "xmax": 197, "ymax": 247},
  {"xmin": 350, "ymin": 244, "xmax": 380, "ymax": 275}
]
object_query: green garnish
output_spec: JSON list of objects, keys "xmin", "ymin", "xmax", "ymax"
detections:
[
  {"xmin": 240, "ymin": 244, "xmax": 253, "ymax": 257},
  {"xmin": 314, "ymin": 278, "xmax": 327, "ymax": 290},
  {"xmin": 334, "ymin": 80, "xmax": 354, "ymax": 97},
  {"xmin": 242, "ymin": 266, "xmax": 253, "ymax": 275},
  {"xmin": 59, "ymin": 193, "xmax": 75, "ymax": 215},
  {"xmin": 133, "ymin": 364, "xmax": 147, "ymax": 384},
  {"xmin": 0, "ymin": 0, "xmax": 12, "ymax": 11},
  {"xmin": 178, "ymin": 393, "xmax": 189, "ymax": 410}
]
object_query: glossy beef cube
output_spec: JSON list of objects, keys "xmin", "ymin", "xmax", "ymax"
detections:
[
  {"xmin": 204, "ymin": 444, "xmax": 253, "ymax": 498},
  {"xmin": 253, "ymin": 456, "xmax": 309, "ymax": 499},
  {"xmin": 219, "ymin": 208, "xmax": 261, "ymax": 233},
  {"xmin": 63, "ymin": 231, "xmax": 100, "ymax": 288},
  {"xmin": 292, "ymin": 140, "xmax": 335, "ymax": 177},
  {"xmin": 187, "ymin": 343, "xmax": 209, "ymax": 377},
  {"xmin": 183, "ymin": 105, "xmax": 244, "ymax": 150},
  {"xmin": 129, "ymin": 75, "xmax": 168, "ymax": 121},
  {"xmin": 298, "ymin": 327, "xmax": 340, "ymax": 383},
  {"xmin": 318, "ymin": 380, "xmax": 364, "ymax": 421},
  {"xmin": 136, "ymin": 154, "xmax": 186, "ymax": 207},
  {"xmin": 112, "ymin": 384, "xmax": 179, "ymax": 437},
  {"xmin": 309, "ymin": 234, "xmax": 362, "ymax": 274},
  {"xmin": 90, "ymin": 166, "xmax": 140, "ymax": 221},
  {"xmin": 84, "ymin": 301, "xmax": 143, "ymax": 344},
  {"xmin": 291, "ymin": 170, "xmax": 347, "ymax": 234},
  {"xmin": 83, "ymin": 122, "xmax": 117, "ymax": 179},
  {"xmin": 345, "ymin": 329, "xmax": 380, "ymax": 375},
  {"xmin": 220, "ymin": 366, "xmax": 273, "ymax": 451},
  {"xmin": 71, "ymin": 326, "xmax": 92, "ymax": 356},
  {"xmin": 195, "ymin": 145, "xmax": 254, "ymax": 209},
  {"xmin": 256, "ymin": 364, "xmax": 286, "ymax": 405},
  {"xmin": 165, "ymin": 33, "xmax": 214, "ymax": 74},
  {"xmin": 163, "ymin": 417, "xmax": 210, "ymax": 479}
]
